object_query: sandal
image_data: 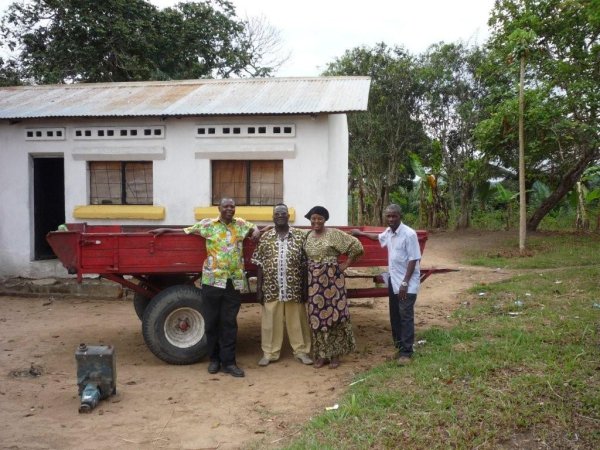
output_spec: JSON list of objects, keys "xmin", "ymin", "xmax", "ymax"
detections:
[
  {"xmin": 329, "ymin": 358, "xmax": 340, "ymax": 369},
  {"xmin": 314, "ymin": 358, "xmax": 328, "ymax": 369}
]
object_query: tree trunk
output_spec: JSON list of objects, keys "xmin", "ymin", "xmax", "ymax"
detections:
[
  {"xmin": 358, "ymin": 179, "xmax": 365, "ymax": 226},
  {"xmin": 419, "ymin": 185, "xmax": 427, "ymax": 228},
  {"xmin": 457, "ymin": 182, "xmax": 472, "ymax": 229},
  {"xmin": 382, "ymin": 185, "xmax": 390, "ymax": 224},
  {"xmin": 527, "ymin": 148, "xmax": 599, "ymax": 231},
  {"xmin": 575, "ymin": 182, "xmax": 589, "ymax": 230}
]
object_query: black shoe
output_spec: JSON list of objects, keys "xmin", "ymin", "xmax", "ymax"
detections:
[
  {"xmin": 222, "ymin": 364, "xmax": 245, "ymax": 378},
  {"xmin": 207, "ymin": 361, "xmax": 221, "ymax": 374}
]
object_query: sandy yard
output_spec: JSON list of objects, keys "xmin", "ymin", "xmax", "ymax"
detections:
[{"xmin": 0, "ymin": 230, "xmax": 514, "ymax": 450}]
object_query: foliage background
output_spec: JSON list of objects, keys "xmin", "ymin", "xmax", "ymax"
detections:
[{"xmin": 1, "ymin": 0, "xmax": 598, "ymax": 233}]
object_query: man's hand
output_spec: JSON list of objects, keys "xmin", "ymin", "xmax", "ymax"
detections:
[
  {"xmin": 250, "ymin": 228, "xmax": 261, "ymax": 242},
  {"xmin": 351, "ymin": 229, "xmax": 378, "ymax": 240},
  {"xmin": 260, "ymin": 225, "xmax": 274, "ymax": 234},
  {"xmin": 256, "ymin": 288, "xmax": 264, "ymax": 305},
  {"xmin": 398, "ymin": 285, "xmax": 408, "ymax": 301},
  {"xmin": 149, "ymin": 228, "xmax": 183, "ymax": 236}
]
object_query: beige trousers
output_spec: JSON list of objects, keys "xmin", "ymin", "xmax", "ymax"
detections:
[{"xmin": 261, "ymin": 300, "xmax": 312, "ymax": 360}]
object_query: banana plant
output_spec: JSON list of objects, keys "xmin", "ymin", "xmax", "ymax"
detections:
[
  {"xmin": 409, "ymin": 153, "xmax": 448, "ymax": 228},
  {"xmin": 528, "ymin": 180, "xmax": 551, "ymax": 210},
  {"xmin": 494, "ymin": 183, "xmax": 519, "ymax": 230},
  {"xmin": 580, "ymin": 165, "xmax": 600, "ymax": 230}
]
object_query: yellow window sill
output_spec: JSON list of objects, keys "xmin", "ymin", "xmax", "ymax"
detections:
[
  {"xmin": 194, "ymin": 206, "xmax": 295, "ymax": 222},
  {"xmin": 73, "ymin": 205, "xmax": 165, "ymax": 220}
]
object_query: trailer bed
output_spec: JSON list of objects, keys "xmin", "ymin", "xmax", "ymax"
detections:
[{"xmin": 48, "ymin": 223, "xmax": 424, "ymax": 272}]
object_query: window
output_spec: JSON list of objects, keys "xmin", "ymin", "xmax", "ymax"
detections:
[
  {"xmin": 212, "ymin": 160, "xmax": 283, "ymax": 206},
  {"xmin": 89, "ymin": 161, "xmax": 153, "ymax": 205}
]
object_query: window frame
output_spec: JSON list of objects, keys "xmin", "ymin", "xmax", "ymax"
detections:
[
  {"xmin": 88, "ymin": 161, "xmax": 153, "ymax": 206},
  {"xmin": 211, "ymin": 160, "xmax": 283, "ymax": 206}
]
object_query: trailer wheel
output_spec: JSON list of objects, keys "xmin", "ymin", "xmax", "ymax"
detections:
[
  {"xmin": 133, "ymin": 275, "xmax": 191, "ymax": 320},
  {"xmin": 142, "ymin": 285, "xmax": 208, "ymax": 365},
  {"xmin": 133, "ymin": 293, "xmax": 151, "ymax": 321}
]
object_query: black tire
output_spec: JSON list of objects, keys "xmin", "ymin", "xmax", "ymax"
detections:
[
  {"xmin": 133, "ymin": 293, "xmax": 151, "ymax": 321},
  {"xmin": 142, "ymin": 285, "xmax": 208, "ymax": 365},
  {"xmin": 133, "ymin": 275, "xmax": 191, "ymax": 320}
]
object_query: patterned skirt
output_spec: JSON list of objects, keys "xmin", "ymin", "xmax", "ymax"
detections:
[
  {"xmin": 312, "ymin": 320, "xmax": 356, "ymax": 359},
  {"xmin": 307, "ymin": 261, "xmax": 356, "ymax": 358}
]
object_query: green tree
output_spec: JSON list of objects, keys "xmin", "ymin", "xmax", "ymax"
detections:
[
  {"xmin": 150, "ymin": 1, "xmax": 262, "ymax": 79},
  {"xmin": 0, "ymin": 56, "xmax": 21, "ymax": 86},
  {"xmin": 324, "ymin": 43, "xmax": 429, "ymax": 225},
  {"xmin": 0, "ymin": 0, "xmax": 279, "ymax": 83},
  {"xmin": 476, "ymin": 0, "xmax": 600, "ymax": 232},
  {"xmin": 418, "ymin": 42, "xmax": 488, "ymax": 229}
]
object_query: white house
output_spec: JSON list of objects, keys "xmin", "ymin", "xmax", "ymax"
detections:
[{"xmin": 0, "ymin": 77, "xmax": 370, "ymax": 279}]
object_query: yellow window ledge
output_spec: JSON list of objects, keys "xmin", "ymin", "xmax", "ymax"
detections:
[
  {"xmin": 194, "ymin": 206, "xmax": 295, "ymax": 222},
  {"xmin": 73, "ymin": 205, "xmax": 166, "ymax": 220}
]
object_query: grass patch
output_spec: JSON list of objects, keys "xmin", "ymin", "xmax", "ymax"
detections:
[
  {"xmin": 464, "ymin": 231, "xmax": 600, "ymax": 269},
  {"xmin": 284, "ymin": 233, "xmax": 600, "ymax": 449}
]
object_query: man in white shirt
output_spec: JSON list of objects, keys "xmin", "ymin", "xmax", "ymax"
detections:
[{"xmin": 352, "ymin": 204, "xmax": 421, "ymax": 365}]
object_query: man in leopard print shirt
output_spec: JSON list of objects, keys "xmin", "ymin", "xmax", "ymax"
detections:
[{"xmin": 252, "ymin": 204, "xmax": 313, "ymax": 366}]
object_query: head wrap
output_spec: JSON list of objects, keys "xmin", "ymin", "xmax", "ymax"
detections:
[{"xmin": 304, "ymin": 205, "xmax": 329, "ymax": 221}]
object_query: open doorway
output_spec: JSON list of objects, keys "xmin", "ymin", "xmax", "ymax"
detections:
[{"xmin": 33, "ymin": 157, "xmax": 65, "ymax": 260}]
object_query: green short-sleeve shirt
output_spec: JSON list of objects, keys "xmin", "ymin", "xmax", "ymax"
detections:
[{"xmin": 185, "ymin": 217, "xmax": 255, "ymax": 290}]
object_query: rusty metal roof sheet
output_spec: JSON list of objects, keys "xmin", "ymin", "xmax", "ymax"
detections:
[{"xmin": 0, "ymin": 77, "xmax": 371, "ymax": 119}]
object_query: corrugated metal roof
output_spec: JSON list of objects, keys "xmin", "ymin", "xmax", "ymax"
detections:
[{"xmin": 0, "ymin": 77, "xmax": 371, "ymax": 119}]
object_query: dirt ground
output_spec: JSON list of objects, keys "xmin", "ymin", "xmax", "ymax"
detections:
[{"xmin": 0, "ymin": 231, "xmax": 515, "ymax": 450}]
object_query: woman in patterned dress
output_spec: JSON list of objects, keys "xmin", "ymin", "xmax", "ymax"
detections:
[{"xmin": 303, "ymin": 206, "xmax": 364, "ymax": 369}]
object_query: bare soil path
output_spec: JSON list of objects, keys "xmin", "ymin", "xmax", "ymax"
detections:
[{"xmin": 0, "ymin": 231, "xmax": 514, "ymax": 450}]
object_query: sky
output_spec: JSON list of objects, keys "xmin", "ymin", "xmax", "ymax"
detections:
[{"xmin": 0, "ymin": 0, "xmax": 496, "ymax": 77}]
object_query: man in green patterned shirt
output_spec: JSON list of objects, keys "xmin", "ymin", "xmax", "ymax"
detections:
[
  {"xmin": 155, "ymin": 198, "xmax": 260, "ymax": 377},
  {"xmin": 190, "ymin": 198, "xmax": 260, "ymax": 377},
  {"xmin": 252, "ymin": 204, "xmax": 313, "ymax": 366}
]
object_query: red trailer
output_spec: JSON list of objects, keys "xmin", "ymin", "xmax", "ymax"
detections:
[{"xmin": 47, "ymin": 224, "xmax": 452, "ymax": 365}]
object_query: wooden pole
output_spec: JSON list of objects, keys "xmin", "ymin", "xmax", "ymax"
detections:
[{"xmin": 518, "ymin": 53, "xmax": 527, "ymax": 253}]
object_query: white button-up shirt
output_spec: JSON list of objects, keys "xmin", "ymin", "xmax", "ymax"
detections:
[{"xmin": 378, "ymin": 223, "xmax": 421, "ymax": 294}]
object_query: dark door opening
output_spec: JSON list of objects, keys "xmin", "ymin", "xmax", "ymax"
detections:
[{"xmin": 34, "ymin": 157, "xmax": 65, "ymax": 260}]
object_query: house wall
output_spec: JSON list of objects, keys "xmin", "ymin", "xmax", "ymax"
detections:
[{"xmin": 0, "ymin": 113, "xmax": 349, "ymax": 278}]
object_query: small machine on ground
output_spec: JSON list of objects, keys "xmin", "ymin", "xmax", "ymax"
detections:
[{"xmin": 75, "ymin": 343, "xmax": 117, "ymax": 413}]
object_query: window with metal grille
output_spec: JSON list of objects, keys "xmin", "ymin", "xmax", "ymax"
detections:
[
  {"xmin": 212, "ymin": 160, "xmax": 283, "ymax": 206},
  {"xmin": 89, "ymin": 161, "xmax": 153, "ymax": 205}
]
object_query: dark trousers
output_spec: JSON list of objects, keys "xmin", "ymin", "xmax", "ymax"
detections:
[
  {"xmin": 202, "ymin": 281, "xmax": 241, "ymax": 366},
  {"xmin": 388, "ymin": 283, "xmax": 417, "ymax": 357}
]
